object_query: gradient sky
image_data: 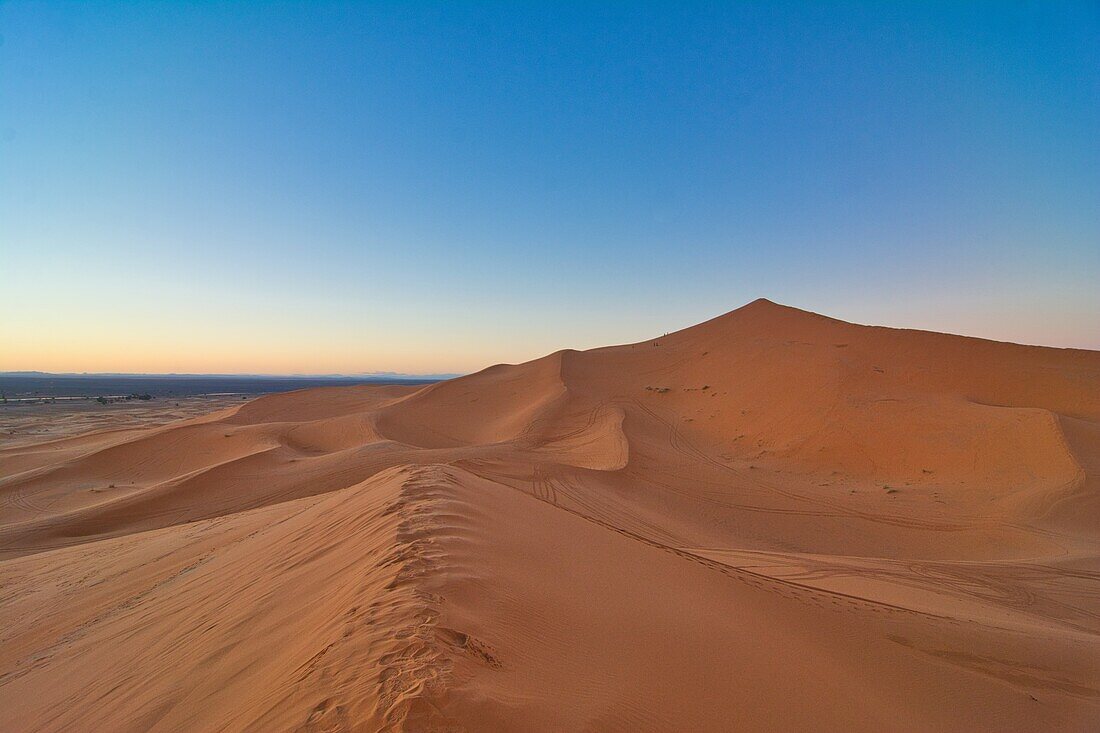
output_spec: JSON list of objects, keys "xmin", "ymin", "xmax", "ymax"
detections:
[{"xmin": 2, "ymin": 2, "xmax": 1097, "ymax": 375}]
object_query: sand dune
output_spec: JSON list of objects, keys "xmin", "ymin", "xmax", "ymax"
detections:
[{"xmin": 2, "ymin": 299, "xmax": 1099, "ymax": 731}]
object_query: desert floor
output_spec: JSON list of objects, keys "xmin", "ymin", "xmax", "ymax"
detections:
[{"xmin": 0, "ymin": 395, "xmax": 251, "ymax": 448}]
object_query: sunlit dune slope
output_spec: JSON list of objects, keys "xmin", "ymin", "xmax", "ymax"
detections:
[{"xmin": 2, "ymin": 299, "xmax": 1099, "ymax": 732}]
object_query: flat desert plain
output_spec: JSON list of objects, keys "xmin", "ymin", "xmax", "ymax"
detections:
[{"xmin": 1, "ymin": 299, "xmax": 1098, "ymax": 732}]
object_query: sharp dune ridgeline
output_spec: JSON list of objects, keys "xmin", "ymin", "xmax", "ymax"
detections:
[{"xmin": 2, "ymin": 298, "xmax": 1099, "ymax": 732}]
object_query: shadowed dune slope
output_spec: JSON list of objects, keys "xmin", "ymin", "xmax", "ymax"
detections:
[{"xmin": 2, "ymin": 299, "xmax": 1099, "ymax": 731}]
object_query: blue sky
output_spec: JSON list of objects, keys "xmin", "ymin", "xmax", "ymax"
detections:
[{"xmin": 2, "ymin": 2, "xmax": 1097, "ymax": 373}]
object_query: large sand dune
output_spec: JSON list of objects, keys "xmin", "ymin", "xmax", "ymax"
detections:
[{"xmin": 2, "ymin": 299, "xmax": 1098, "ymax": 731}]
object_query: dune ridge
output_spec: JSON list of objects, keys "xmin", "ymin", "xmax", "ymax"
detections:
[{"xmin": 2, "ymin": 299, "xmax": 1099, "ymax": 731}]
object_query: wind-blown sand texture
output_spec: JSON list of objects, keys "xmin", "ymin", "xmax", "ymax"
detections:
[{"xmin": 2, "ymin": 299, "xmax": 1098, "ymax": 732}]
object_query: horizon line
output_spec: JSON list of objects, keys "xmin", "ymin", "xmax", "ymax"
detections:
[{"xmin": 0, "ymin": 371, "xmax": 463, "ymax": 380}]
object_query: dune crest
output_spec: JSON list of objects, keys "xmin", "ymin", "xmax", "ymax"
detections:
[{"xmin": 2, "ymin": 300, "xmax": 1099, "ymax": 731}]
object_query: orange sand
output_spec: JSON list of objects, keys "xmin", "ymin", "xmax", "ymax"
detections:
[{"xmin": 2, "ymin": 299, "xmax": 1098, "ymax": 731}]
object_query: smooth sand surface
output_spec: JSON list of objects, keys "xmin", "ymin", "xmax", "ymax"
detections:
[{"xmin": 2, "ymin": 299, "xmax": 1098, "ymax": 731}]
